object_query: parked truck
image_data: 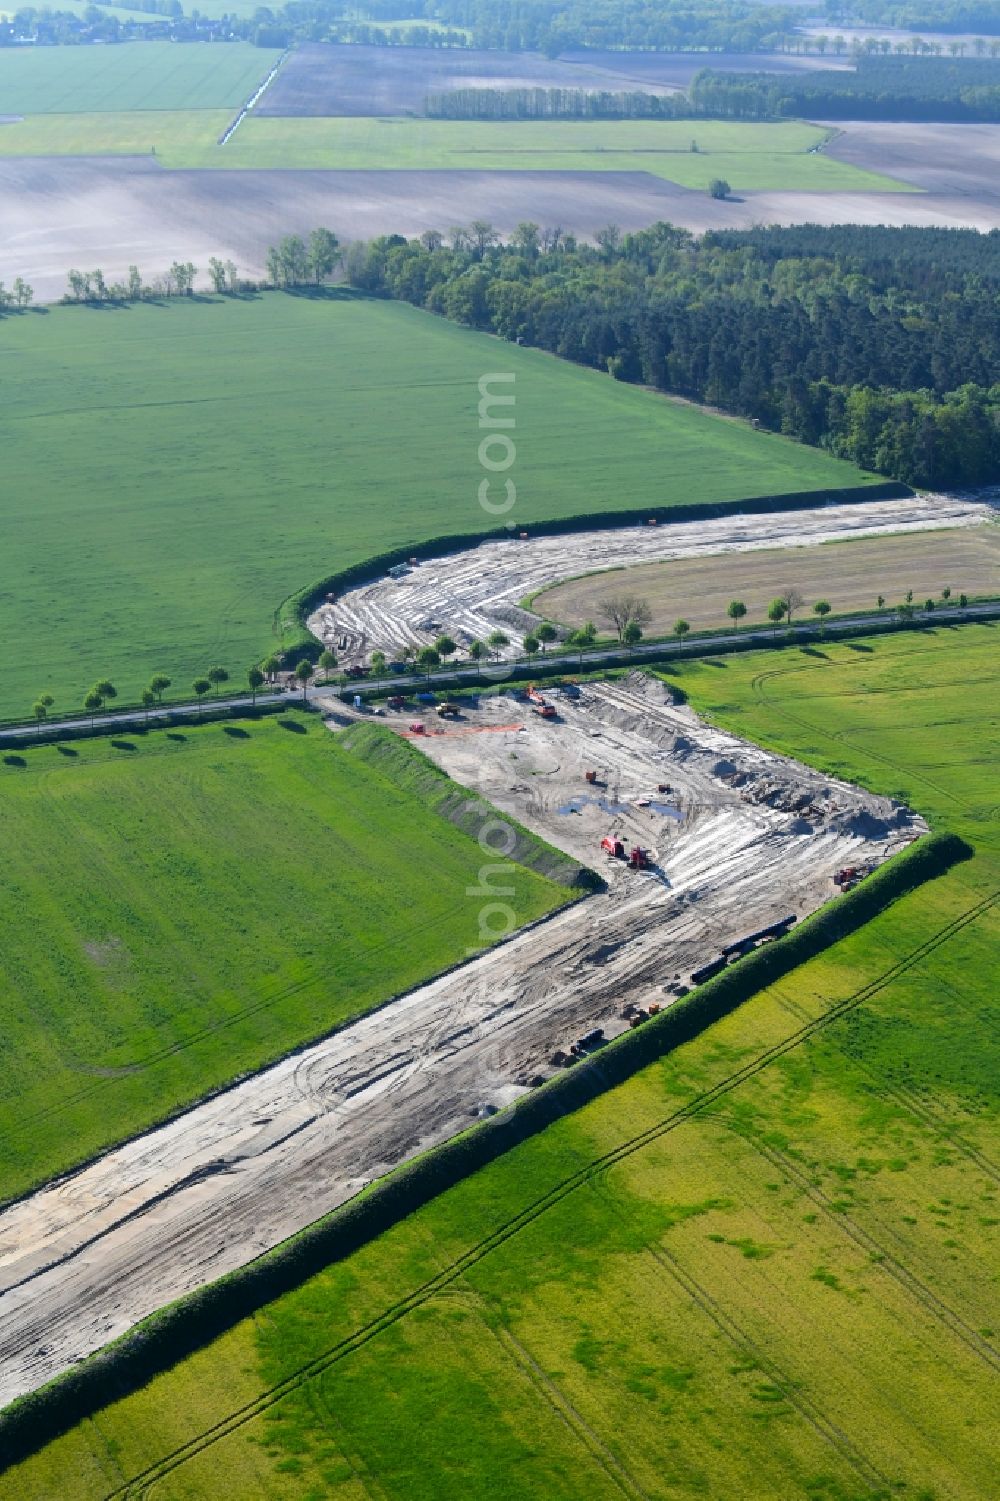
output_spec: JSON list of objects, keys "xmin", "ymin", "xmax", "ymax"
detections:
[{"xmin": 527, "ymin": 685, "xmax": 557, "ymax": 719}]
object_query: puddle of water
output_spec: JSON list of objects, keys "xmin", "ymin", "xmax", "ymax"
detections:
[
  {"xmin": 557, "ymin": 799, "xmax": 585, "ymax": 815},
  {"xmin": 556, "ymin": 793, "xmax": 650, "ymax": 817},
  {"xmin": 647, "ymin": 800, "xmax": 684, "ymax": 821}
]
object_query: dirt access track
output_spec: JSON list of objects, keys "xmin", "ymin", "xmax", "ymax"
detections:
[
  {"xmin": 0, "ymin": 675, "xmax": 924, "ymax": 1409},
  {"xmin": 309, "ymin": 492, "xmax": 992, "ymax": 663}
]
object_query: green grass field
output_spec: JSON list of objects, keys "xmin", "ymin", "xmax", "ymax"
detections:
[
  {"xmin": 219, "ymin": 117, "xmax": 912, "ymax": 189},
  {"xmin": 0, "ymin": 293, "xmax": 880, "ymax": 722},
  {"xmin": 0, "ymin": 108, "xmax": 230, "ymax": 156},
  {"xmin": 5, "ymin": 625, "xmax": 996, "ymax": 1499},
  {"xmin": 0, "ymin": 42, "xmax": 278, "ymax": 113},
  {"xmin": 0, "ymin": 713, "xmax": 569, "ymax": 1201},
  {"xmin": 0, "ymin": 110, "xmax": 914, "ymax": 188}
]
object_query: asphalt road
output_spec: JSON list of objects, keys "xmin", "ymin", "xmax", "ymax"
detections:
[{"xmin": 1, "ymin": 603, "xmax": 996, "ymax": 744}]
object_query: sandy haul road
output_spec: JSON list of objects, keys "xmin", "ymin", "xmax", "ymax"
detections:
[
  {"xmin": 0, "ymin": 676, "xmax": 923, "ymax": 1409},
  {"xmin": 308, "ymin": 492, "xmax": 991, "ymax": 663}
]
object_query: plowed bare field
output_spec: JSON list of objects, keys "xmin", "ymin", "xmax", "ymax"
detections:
[
  {"xmin": 256, "ymin": 43, "xmax": 852, "ymax": 119},
  {"xmin": 257, "ymin": 42, "xmax": 679, "ymax": 117},
  {"xmin": 536, "ymin": 525, "xmax": 1000, "ymax": 636}
]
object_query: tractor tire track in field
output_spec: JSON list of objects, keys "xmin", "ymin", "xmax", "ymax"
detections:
[
  {"xmin": 307, "ymin": 1362, "xmax": 392, "ymax": 1501},
  {"xmin": 644, "ymin": 1244, "xmax": 891, "ymax": 1494},
  {"xmin": 701, "ymin": 1116, "xmax": 1000, "ymax": 1376},
  {"xmin": 748, "ymin": 653, "xmax": 975, "ymax": 814},
  {"xmin": 97, "ymin": 893, "xmax": 993, "ymax": 1500},
  {"xmin": 493, "ymin": 1324, "xmax": 650, "ymax": 1501},
  {"xmin": 774, "ymin": 992, "xmax": 1000, "ymax": 1189}
]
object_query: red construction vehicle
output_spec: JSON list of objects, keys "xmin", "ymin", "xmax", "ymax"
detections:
[
  {"xmin": 409, "ymin": 721, "xmax": 426, "ymax": 735},
  {"xmin": 526, "ymin": 685, "xmax": 556, "ymax": 719},
  {"xmin": 387, "ymin": 695, "xmax": 405, "ymax": 710},
  {"xmin": 629, "ymin": 845, "xmax": 650, "ymax": 870},
  {"xmin": 601, "ymin": 835, "xmax": 626, "ymax": 859}
]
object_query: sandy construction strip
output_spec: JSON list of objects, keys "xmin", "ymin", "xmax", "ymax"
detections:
[
  {"xmin": 0, "ymin": 676, "xmax": 923, "ymax": 1408},
  {"xmin": 308, "ymin": 493, "xmax": 992, "ymax": 663}
]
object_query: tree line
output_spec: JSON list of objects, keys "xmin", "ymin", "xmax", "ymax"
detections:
[
  {"xmin": 0, "ymin": 278, "xmax": 34, "ymax": 312},
  {"xmin": 360, "ymin": 0, "xmax": 799, "ymax": 57},
  {"xmin": 828, "ymin": 0, "xmax": 1000, "ymax": 34},
  {"xmin": 691, "ymin": 54, "xmax": 1000, "ymax": 122},
  {"xmin": 265, "ymin": 229, "xmax": 341, "ymax": 287},
  {"xmin": 24, "ymin": 573, "xmax": 976, "ymax": 732},
  {"xmin": 27, "ymin": 652, "xmax": 337, "ymax": 733},
  {"xmin": 423, "ymin": 85, "xmax": 720, "ymax": 119},
  {"xmin": 7, "ymin": 0, "xmax": 1000, "ymax": 59},
  {"xmin": 425, "ymin": 86, "xmax": 695, "ymax": 119},
  {"xmin": 56, "ymin": 229, "xmax": 339, "ymax": 307},
  {"xmin": 1, "ymin": 0, "xmax": 801, "ymax": 55},
  {"xmin": 346, "ymin": 220, "xmax": 1000, "ymax": 491},
  {"xmin": 64, "ymin": 262, "xmax": 201, "ymax": 304}
]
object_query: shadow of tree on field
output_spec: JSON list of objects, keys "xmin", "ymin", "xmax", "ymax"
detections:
[{"xmin": 281, "ymin": 285, "xmax": 369, "ymax": 303}]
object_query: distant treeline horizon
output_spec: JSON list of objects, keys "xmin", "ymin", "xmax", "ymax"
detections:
[{"xmin": 8, "ymin": 0, "xmax": 1000, "ymax": 55}]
